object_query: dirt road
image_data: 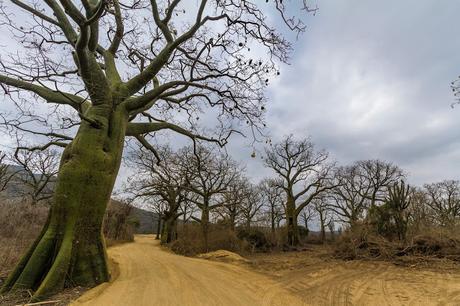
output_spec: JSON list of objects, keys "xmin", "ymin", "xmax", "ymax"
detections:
[
  {"xmin": 71, "ymin": 235, "xmax": 306, "ymax": 306},
  {"xmin": 72, "ymin": 235, "xmax": 460, "ymax": 306}
]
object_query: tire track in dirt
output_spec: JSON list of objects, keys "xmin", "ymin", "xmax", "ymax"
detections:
[{"xmin": 264, "ymin": 259, "xmax": 460, "ymax": 306}]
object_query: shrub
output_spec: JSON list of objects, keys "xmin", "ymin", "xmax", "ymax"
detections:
[{"xmin": 237, "ymin": 228, "xmax": 272, "ymax": 252}]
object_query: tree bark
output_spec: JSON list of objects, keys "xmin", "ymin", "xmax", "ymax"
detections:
[
  {"xmin": 320, "ymin": 219, "xmax": 326, "ymax": 243},
  {"xmin": 271, "ymin": 205, "xmax": 276, "ymax": 236},
  {"xmin": 160, "ymin": 212, "xmax": 178, "ymax": 244},
  {"xmin": 201, "ymin": 208, "xmax": 210, "ymax": 252},
  {"xmin": 155, "ymin": 212, "xmax": 162, "ymax": 240},
  {"xmin": 303, "ymin": 219, "xmax": 309, "ymax": 237},
  {"xmin": 286, "ymin": 197, "xmax": 299, "ymax": 246},
  {"xmin": 1, "ymin": 106, "xmax": 127, "ymax": 301}
]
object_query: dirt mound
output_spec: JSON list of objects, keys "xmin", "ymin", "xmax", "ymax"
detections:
[{"xmin": 197, "ymin": 250, "xmax": 249, "ymax": 264}]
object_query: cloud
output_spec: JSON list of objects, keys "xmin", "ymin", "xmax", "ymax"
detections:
[{"xmin": 248, "ymin": 0, "xmax": 460, "ymax": 185}]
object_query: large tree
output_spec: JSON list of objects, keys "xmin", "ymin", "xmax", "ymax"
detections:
[
  {"xmin": 264, "ymin": 135, "xmax": 335, "ymax": 246},
  {"xmin": 0, "ymin": 0, "xmax": 312, "ymax": 300}
]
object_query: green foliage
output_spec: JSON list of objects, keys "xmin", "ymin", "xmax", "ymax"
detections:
[{"xmin": 369, "ymin": 180, "xmax": 412, "ymax": 241}]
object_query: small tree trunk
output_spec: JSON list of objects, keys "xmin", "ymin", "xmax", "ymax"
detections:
[
  {"xmin": 155, "ymin": 212, "xmax": 162, "ymax": 240},
  {"xmin": 160, "ymin": 213, "xmax": 178, "ymax": 244},
  {"xmin": 229, "ymin": 212, "xmax": 236, "ymax": 232},
  {"xmin": 1, "ymin": 107, "xmax": 128, "ymax": 301},
  {"xmin": 304, "ymin": 219, "xmax": 309, "ymax": 237},
  {"xmin": 201, "ymin": 208, "xmax": 210, "ymax": 252},
  {"xmin": 245, "ymin": 217, "xmax": 251, "ymax": 230},
  {"xmin": 320, "ymin": 220, "xmax": 326, "ymax": 243},
  {"xmin": 286, "ymin": 197, "xmax": 299, "ymax": 246},
  {"xmin": 271, "ymin": 205, "xmax": 276, "ymax": 236}
]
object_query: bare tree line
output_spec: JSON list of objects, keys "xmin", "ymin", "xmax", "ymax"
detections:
[{"xmin": 123, "ymin": 135, "xmax": 460, "ymax": 249}]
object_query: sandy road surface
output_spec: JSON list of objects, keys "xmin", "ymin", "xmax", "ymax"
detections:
[
  {"xmin": 251, "ymin": 251, "xmax": 460, "ymax": 306},
  {"xmin": 71, "ymin": 235, "xmax": 306, "ymax": 306}
]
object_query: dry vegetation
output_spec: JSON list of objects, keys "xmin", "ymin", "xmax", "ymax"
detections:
[{"xmin": 0, "ymin": 200, "xmax": 48, "ymax": 279}]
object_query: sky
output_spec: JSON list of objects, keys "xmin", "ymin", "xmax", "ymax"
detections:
[
  {"xmin": 1, "ymin": 1, "xmax": 459, "ymax": 189},
  {"xmin": 223, "ymin": 0, "xmax": 460, "ymax": 186}
]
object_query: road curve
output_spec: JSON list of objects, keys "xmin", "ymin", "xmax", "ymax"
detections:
[{"xmin": 71, "ymin": 235, "xmax": 306, "ymax": 306}]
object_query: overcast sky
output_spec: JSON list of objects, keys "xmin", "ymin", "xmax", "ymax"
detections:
[
  {"xmin": 1, "ymin": 1, "xmax": 459, "ymax": 189},
  {"xmin": 220, "ymin": 0, "xmax": 460, "ymax": 187}
]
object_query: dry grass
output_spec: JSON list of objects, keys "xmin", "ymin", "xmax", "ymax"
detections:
[
  {"xmin": 170, "ymin": 223, "xmax": 248, "ymax": 256},
  {"xmin": 333, "ymin": 224, "xmax": 460, "ymax": 267},
  {"xmin": 0, "ymin": 200, "xmax": 48, "ymax": 278}
]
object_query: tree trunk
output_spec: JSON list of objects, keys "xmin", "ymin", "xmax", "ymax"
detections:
[
  {"xmin": 320, "ymin": 220, "xmax": 326, "ymax": 243},
  {"xmin": 229, "ymin": 212, "xmax": 236, "ymax": 232},
  {"xmin": 1, "ymin": 106, "xmax": 127, "ymax": 301},
  {"xmin": 201, "ymin": 208, "xmax": 210, "ymax": 252},
  {"xmin": 271, "ymin": 205, "xmax": 276, "ymax": 236},
  {"xmin": 245, "ymin": 218, "xmax": 251, "ymax": 230},
  {"xmin": 286, "ymin": 197, "xmax": 299, "ymax": 246},
  {"xmin": 303, "ymin": 219, "xmax": 309, "ymax": 237},
  {"xmin": 155, "ymin": 212, "xmax": 162, "ymax": 240},
  {"xmin": 160, "ymin": 212, "xmax": 178, "ymax": 244}
]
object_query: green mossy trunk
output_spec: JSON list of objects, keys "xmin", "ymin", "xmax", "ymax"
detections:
[
  {"xmin": 286, "ymin": 197, "xmax": 299, "ymax": 246},
  {"xmin": 1, "ymin": 106, "xmax": 128, "ymax": 301}
]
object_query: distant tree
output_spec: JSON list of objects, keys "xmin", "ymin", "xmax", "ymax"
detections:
[
  {"xmin": 357, "ymin": 160, "xmax": 404, "ymax": 207},
  {"xmin": 0, "ymin": 152, "xmax": 16, "ymax": 193},
  {"xmin": 181, "ymin": 145, "xmax": 238, "ymax": 251},
  {"xmin": 385, "ymin": 181, "xmax": 412, "ymax": 241},
  {"xmin": 300, "ymin": 205, "xmax": 316, "ymax": 237},
  {"xmin": 126, "ymin": 145, "xmax": 187, "ymax": 244},
  {"xmin": 327, "ymin": 219, "xmax": 335, "ymax": 240},
  {"xmin": 103, "ymin": 200, "xmax": 135, "ymax": 242},
  {"xmin": 239, "ymin": 183, "xmax": 264, "ymax": 230},
  {"xmin": 368, "ymin": 180, "xmax": 413, "ymax": 241},
  {"xmin": 424, "ymin": 180, "xmax": 460, "ymax": 227},
  {"xmin": 14, "ymin": 149, "xmax": 59, "ymax": 205},
  {"xmin": 313, "ymin": 197, "xmax": 333, "ymax": 243},
  {"xmin": 264, "ymin": 135, "xmax": 335, "ymax": 246},
  {"xmin": 217, "ymin": 176, "xmax": 247, "ymax": 231},
  {"xmin": 259, "ymin": 178, "xmax": 284, "ymax": 235},
  {"xmin": 407, "ymin": 188, "xmax": 431, "ymax": 233},
  {"xmin": 329, "ymin": 164, "xmax": 371, "ymax": 227},
  {"xmin": 148, "ymin": 201, "xmax": 168, "ymax": 240}
]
